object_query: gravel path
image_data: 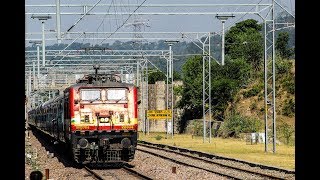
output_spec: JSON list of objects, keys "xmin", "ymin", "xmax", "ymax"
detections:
[
  {"xmin": 25, "ymin": 130, "xmax": 95, "ymax": 180},
  {"xmin": 128, "ymin": 150, "xmax": 228, "ymax": 179}
]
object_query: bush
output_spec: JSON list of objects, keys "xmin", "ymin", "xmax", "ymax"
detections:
[
  {"xmin": 173, "ymin": 85, "xmax": 183, "ymax": 96},
  {"xmin": 282, "ymin": 98, "xmax": 295, "ymax": 117},
  {"xmin": 277, "ymin": 122, "xmax": 295, "ymax": 145},
  {"xmin": 276, "ymin": 58, "xmax": 292, "ymax": 75},
  {"xmin": 250, "ymin": 102, "xmax": 257, "ymax": 110},
  {"xmin": 243, "ymin": 84, "xmax": 263, "ymax": 98},
  {"xmin": 155, "ymin": 135, "xmax": 163, "ymax": 140},
  {"xmin": 191, "ymin": 120, "xmax": 203, "ymax": 136},
  {"xmin": 258, "ymin": 93, "xmax": 263, "ymax": 101},
  {"xmin": 283, "ymin": 79, "xmax": 295, "ymax": 94},
  {"xmin": 218, "ymin": 113, "xmax": 262, "ymax": 138}
]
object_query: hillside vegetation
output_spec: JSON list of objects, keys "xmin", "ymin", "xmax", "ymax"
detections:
[
  {"xmin": 231, "ymin": 59, "xmax": 295, "ymax": 124},
  {"xmin": 223, "ymin": 58, "xmax": 295, "ymax": 145},
  {"xmin": 174, "ymin": 19, "xmax": 295, "ymax": 146}
]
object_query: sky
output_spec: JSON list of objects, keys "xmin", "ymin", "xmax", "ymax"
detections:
[{"xmin": 25, "ymin": 0, "xmax": 295, "ymax": 46}]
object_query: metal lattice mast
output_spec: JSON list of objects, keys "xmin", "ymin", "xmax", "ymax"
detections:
[
  {"xmin": 120, "ymin": 67, "xmax": 124, "ymax": 82},
  {"xmin": 32, "ymin": 62, "xmax": 36, "ymax": 89},
  {"xmin": 36, "ymin": 44, "xmax": 40, "ymax": 79},
  {"xmin": 200, "ymin": 33, "xmax": 211, "ymax": 143},
  {"xmin": 29, "ymin": 40, "xmax": 42, "ymax": 90},
  {"xmin": 166, "ymin": 54, "xmax": 169, "ymax": 138},
  {"xmin": 170, "ymin": 46, "xmax": 174, "ymax": 138},
  {"xmin": 271, "ymin": 0, "xmax": 276, "ymax": 154},
  {"xmin": 144, "ymin": 59, "xmax": 149, "ymax": 135},
  {"xmin": 136, "ymin": 59, "xmax": 140, "ymax": 86},
  {"xmin": 56, "ymin": 0, "xmax": 61, "ymax": 43},
  {"xmin": 164, "ymin": 40, "xmax": 179, "ymax": 138},
  {"xmin": 125, "ymin": 15, "xmax": 146, "ymax": 83},
  {"xmin": 27, "ymin": 70, "xmax": 31, "ymax": 97},
  {"xmin": 146, "ymin": 62, "xmax": 149, "ymax": 135},
  {"xmin": 263, "ymin": 0, "xmax": 276, "ymax": 153},
  {"xmin": 31, "ymin": 15, "xmax": 52, "ymax": 67},
  {"xmin": 41, "ymin": 21, "xmax": 46, "ymax": 66},
  {"xmin": 126, "ymin": 17, "xmax": 150, "ymax": 134},
  {"xmin": 139, "ymin": 58, "xmax": 148, "ymax": 135}
]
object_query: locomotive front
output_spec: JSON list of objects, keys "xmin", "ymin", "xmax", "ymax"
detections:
[{"xmin": 67, "ymin": 78, "xmax": 138, "ymax": 164}]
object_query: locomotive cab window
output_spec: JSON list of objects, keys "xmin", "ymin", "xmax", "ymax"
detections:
[
  {"xmin": 106, "ymin": 89, "xmax": 127, "ymax": 102},
  {"xmin": 80, "ymin": 89, "xmax": 101, "ymax": 101}
]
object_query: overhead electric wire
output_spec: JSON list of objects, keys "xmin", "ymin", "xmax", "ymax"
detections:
[
  {"xmin": 96, "ymin": 0, "xmax": 114, "ymax": 32},
  {"xmin": 66, "ymin": 0, "xmax": 103, "ymax": 32},
  {"xmin": 45, "ymin": 0, "xmax": 104, "ymax": 70},
  {"xmin": 290, "ymin": 0, "xmax": 293, "ymax": 14},
  {"xmin": 100, "ymin": 0, "xmax": 147, "ymax": 45}
]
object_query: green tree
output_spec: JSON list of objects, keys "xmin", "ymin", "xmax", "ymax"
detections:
[
  {"xmin": 277, "ymin": 122, "xmax": 295, "ymax": 145},
  {"xmin": 211, "ymin": 78, "xmax": 238, "ymax": 119},
  {"xmin": 221, "ymin": 58, "xmax": 252, "ymax": 85},
  {"xmin": 275, "ymin": 13, "xmax": 295, "ymax": 50},
  {"xmin": 173, "ymin": 70, "xmax": 182, "ymax": 80},
  {"xmin": 178, "ymin": 55, "xmax": 204, "ymax": 110},
  {"xmin": 177, "ymin": 56, "xmax": 251, "ymax": 121},
  {"xmin": 210, "ymin": 58, "xmax": 251, "ymax": 117},
  {"xmin": 225, "ymin": 19, "xmax": 263, "ymax": 70},
  {"xmin": 276, "ymin": 32, "xmax": 294, "ymax": 59},
  {"xmin": 147, "ymin": 69, "xmax": 181, "ymax": 84},
  {"xmin": 147, "ymin": 70, "xmax": 166, "ymax": 84},
  {"xmin": 219, "ymin": 113, "xmax": 262, "ymax": 138}
]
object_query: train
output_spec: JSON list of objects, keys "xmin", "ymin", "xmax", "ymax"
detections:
[{"xmin": 28, "ymin": 71, "xmax": 139, "ymax": 164}]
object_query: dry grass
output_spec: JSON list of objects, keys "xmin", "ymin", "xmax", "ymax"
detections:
[{"xmin": 138, "ymin": 132, "xmax": 295, "ymax": 170}]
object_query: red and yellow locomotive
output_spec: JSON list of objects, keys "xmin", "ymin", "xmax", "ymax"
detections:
[{"xmin": 28, "ymin": 73, "xmax": 138, "ymax": 164}]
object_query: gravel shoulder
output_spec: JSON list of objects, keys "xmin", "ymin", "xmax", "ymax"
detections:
[{"xmin": 25, "ymin": 130, "xmax": 95, "ymax": 180}]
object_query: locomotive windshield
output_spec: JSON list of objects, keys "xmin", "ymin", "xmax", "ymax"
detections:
[
  {"xmin": 80, "ymin": 89, "xmax": 101, "ymax": 101},
  {"xmin": 107, "ymin": 89, "xmax": 127, "ymax": 101}
]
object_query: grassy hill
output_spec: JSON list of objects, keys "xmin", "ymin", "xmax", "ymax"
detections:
[{"xmin": 225, "ymin": 58, "xmax": 295, "ymax": 145}]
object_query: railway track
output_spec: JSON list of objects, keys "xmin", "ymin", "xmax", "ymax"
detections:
[
  {"xmin": 28, "ymin": 127, "xmax": 294, "ymax": 179},
  {"xmin": 29, "ymin": 127, "xmax": 153, "ymax": 180},
  {"xmin": 83, "ymin": 164, "xmax": 152, "ymax": 180},
  {"xmin": 84, "ymin": 166, "xmax": 104, "ymax": 180},
  {"xmin": 138, "ymin": 141, "xmax": 295, "ymax": 180}
]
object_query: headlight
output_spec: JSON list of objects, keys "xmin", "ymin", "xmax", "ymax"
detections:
[
  {"xmin": 78, "ymin": 138, "xmax": 88, "ymax": 148},
  {"xmin": 121, "ymin": 138, "xmax": 131, "ymax": 148}
]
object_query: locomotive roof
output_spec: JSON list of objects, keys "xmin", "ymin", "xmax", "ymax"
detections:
[
  {"xmin": 29, "ymin": 73, "xmax": 136, "ymax": 112},
  {"xmin": 65, "ymin": 73, "xmax": 135, "ymax": 91}
]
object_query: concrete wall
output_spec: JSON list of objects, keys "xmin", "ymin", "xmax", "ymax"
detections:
[{"xmin": 137, "ymin": 80, "xmax": 183, "ymax": 133}]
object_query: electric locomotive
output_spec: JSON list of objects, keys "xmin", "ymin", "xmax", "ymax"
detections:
[{"xmin": 28, "ymin": 72, "xmax": 138, "ymax": 164}]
